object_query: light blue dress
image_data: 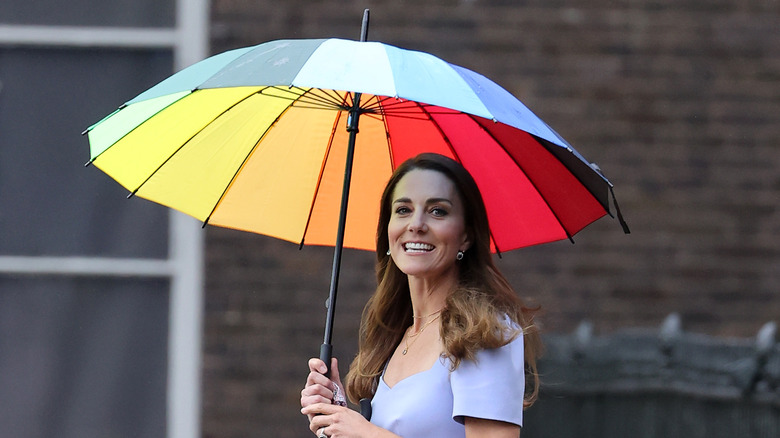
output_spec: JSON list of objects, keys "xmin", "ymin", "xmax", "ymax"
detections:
[{"xmin": 370, "ymin": 334, "xmax": 525, "ymax": 437}]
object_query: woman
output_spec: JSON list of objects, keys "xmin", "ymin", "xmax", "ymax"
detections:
[{"xmin": 301, "ymin": 153, "xmax": 542, "ymax": 437}]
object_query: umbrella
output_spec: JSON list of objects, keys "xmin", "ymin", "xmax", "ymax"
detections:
[{"xmin": 83, "ymin": 10, "xmax": 627, "ymax": 385}]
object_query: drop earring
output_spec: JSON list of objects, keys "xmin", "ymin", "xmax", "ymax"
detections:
[{"xmin": 386, "ymin": 249, "xmax": 391, "ymax": 256}]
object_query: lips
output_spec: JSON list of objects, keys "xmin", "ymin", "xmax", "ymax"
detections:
[{"xmin": 404, "ymin": 242, "xmax": 434, "ymax": 253}]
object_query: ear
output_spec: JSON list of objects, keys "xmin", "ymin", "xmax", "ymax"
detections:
[{"xmin": 460, "ymin": 232, "xmax": 472, "ymax": 253}]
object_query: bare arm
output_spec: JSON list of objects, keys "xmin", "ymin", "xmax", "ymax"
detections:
[{"xmin": 465, "ymin": 417, "xmax": 521, "ymax": 438}]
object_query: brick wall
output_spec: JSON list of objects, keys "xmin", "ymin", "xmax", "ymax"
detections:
[{"xmin": 203, "ymin": 1, "xmax": 779, "ymax": 436}]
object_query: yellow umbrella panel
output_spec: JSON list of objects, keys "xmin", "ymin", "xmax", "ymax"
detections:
[{"xmin": 89, "ymin": 87, "xmax": 392, "ymax": 250}]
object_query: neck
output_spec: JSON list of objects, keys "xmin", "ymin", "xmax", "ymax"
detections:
[{"xmin": 407, "ymin": 274, "xmax": 456, "ymax": 331}]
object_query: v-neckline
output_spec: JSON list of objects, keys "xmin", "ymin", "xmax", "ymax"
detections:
[{"xmin": 381, "ymin": 355, "xmax": 445, "ymax": 390}]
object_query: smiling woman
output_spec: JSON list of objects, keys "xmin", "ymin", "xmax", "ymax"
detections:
[
  {"xmin": 300, "ymin": 153, "xmax": 543, "ymax": 438},
  {"xmin": 387, "ymin": 168, "xmax": 470, "ymax": 283}
]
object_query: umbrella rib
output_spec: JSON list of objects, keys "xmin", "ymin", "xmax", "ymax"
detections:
[
  {"xmin": 261, "ymin": 86, "xmax": 347, "ymax": 111},
  {"xmin": 202, "ymin": 101, "xmax": 301, "ymax": 228},
  {"xmin": 364, "ymin": 110, "xmax": 428, "ymax": 120},
  {"xmin": 296, "ymin": 94, "xmax": 351, "ymax": 248},
  {"xmin": 205, "ymin": 86, "xmax": 344, "ymax": 228},
  {"xmin": 468, "ymin": 114, "xmax": 575, "ymax": 244},
  {"xmin": 127, "ymin": 89, "xmax": 268, "ymax": 198},
  {"xmin": 360, "ymin": 94, "xmax": 381, "ymax": 108},
  {"xmin": 377, "ymin": 96, "xmax": 397, "ymax": 176},
  {"xmin": 533, "ymin": 135, "xmax": 619, "ymax": 230},
  {"xmin": 292, "ymin": 90, "xmax": 351, "ymax": 248},
  {"xmin": 358, "ymin": 94, "xmax": 391, "ymax": 113},
  {"xmin": 361, "ymin": 97, "xmax": 412, "ymax": 114},
  {"xmin": 416, "ymin": 101, "xmax": 461, "ymax": 163},
  {"xmin": 362, "ymin": 98, "xmax": 441, "ymax": 120},
  {"xmin": 320, "ymin": 88, "xmax": 352, "ymax": 107},
  {"xmin": 366, "ymin": 96, "xmax": 415, "ymax": 111},
  {"xmin": 85, "ymin": 94, "xmax": 190, "ymax": 166},
  {"xmin": 365, "ymin": 100, "xmax": 462, "ymax": 119},
  {"xmin": 298, "ymin": 88, "xmax": 350, "ymax": 109},
  {"xmin": 304, "ymin": 87, "xmax": 351, "ymax": 109}
]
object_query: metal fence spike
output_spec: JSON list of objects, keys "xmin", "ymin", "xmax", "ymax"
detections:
[{"xmin": 756, "ymin": 321, "xmax": 777, "ymax": 355}]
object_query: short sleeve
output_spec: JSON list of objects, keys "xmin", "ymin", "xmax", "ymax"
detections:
[{"xmin": 450, "ymin": 333, "xmax": 525, "ymax": 427}]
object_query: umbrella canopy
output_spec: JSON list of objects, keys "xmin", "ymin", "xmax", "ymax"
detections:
[
  {"xmin": 85, "ymin": 37, "xmax": 626, "ymax": 254},
  {"xmin": 84, "ymin": 26, "xmax": 629, "ymax": 391}
]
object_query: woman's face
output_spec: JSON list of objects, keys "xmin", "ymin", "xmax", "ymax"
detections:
[{"xmin": 387, "ymin": 169, "xmax": 470, "ymax": 282}]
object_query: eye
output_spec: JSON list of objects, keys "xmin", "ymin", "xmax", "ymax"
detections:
[
  {"xmin": 394, "ymin": 206, "xmax": 411, "ymax": 215},
  {"xmin": 430, "ymin": 206, "xmax": 448, "ymax": 217}
]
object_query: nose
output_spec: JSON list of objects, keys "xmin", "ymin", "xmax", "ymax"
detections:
[{"xmin": 408, "ymin": 210, "xmax": 427, "ymax": 233}]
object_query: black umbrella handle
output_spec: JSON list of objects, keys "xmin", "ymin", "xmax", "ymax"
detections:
[{"xmin": 319, "ymin": 343, "xmax": 333, "ymax": 378}]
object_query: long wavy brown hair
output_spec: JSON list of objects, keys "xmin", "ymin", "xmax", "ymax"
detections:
[{"xmin": 345, "ymin": 153, "xmax": 543, "ymax": 407}]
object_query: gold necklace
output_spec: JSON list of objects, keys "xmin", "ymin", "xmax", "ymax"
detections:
[
  {"xmin": 412, "ymin": 307, "xmax": 445, "ymax": 319},
  {"xmin": 402, "ymin": 313, "xmax": 442, "ymax": 355}
]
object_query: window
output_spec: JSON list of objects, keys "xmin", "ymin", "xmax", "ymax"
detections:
[{"xmin": 0, "ymin": 1, "xmax": 207, "ymax": 436}]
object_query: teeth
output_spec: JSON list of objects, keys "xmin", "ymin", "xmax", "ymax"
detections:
[{"xmin": 404, "ymin": 242, "xmax": 434, "ymax": 251}]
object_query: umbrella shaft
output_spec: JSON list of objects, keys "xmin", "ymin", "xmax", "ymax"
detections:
[
  {"xmin": 321, "ymin": 93, "xmax": 363, "ymax": 376},
  {"xmin": 320, "ymin": 6, "xmax": 371, "ymax": 380}
]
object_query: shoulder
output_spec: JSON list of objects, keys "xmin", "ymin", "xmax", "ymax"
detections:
[
  {"xmin": 448, "ymin": 330, "xmax": 526, "ymax": 426},
  {"xmin": 465, "ymin": 330, "xmax": 524, "ymax": 371},
  {"xmin": 448, "ymin": 315, "xmax": 524, "ymax": 383},
  {"xmin": 450, "ymin": 313, "xmax": 524, "ymax": 375}
]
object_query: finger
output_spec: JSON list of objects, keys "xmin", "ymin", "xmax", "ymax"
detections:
[
  {"xmin": 308, "ymin": 357, "xmax": 328, "ymax": 375},
  {"xmin": 305, "ymin": 371, "xmax": 335, "ymax": 393},
  {"xmin": 329, "ymin": 358, "xmax": 343, "ymax": 388},
  {"xmin": 301, "ymin": 384, "xmax": 331, "ymax": 399},
  {"xmin": 304, "ymin": 377, "xmax": 336, "ymax": 404},
  {"xmin": 300, "ymin": 393, "xmax": 332, "ymax": 410},
  {"xmin": 302, "ymin": 402, "xmax": 340, "ymax": 417},
  {"xmin": 307, "ymin": 411, "xmax": 329, "ymax": 434},
  {"xmin": 305, "ymin": 370, "xmax": 332, "ymax": 386}
]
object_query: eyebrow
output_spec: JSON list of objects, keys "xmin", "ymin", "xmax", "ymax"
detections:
[{"xmin": 392, "ymin": 197, "xmax": 453, "ymax": 206}]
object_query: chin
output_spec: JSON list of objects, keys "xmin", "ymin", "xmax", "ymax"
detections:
[{"xmin": 396, "ymin": 262, "xmax": 431, "ymax": 277}]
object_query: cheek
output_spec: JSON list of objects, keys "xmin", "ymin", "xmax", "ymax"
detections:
[
  {"xmin": 444, "ymin": 223, "xmax": 468, "ymax": 246},
  {"xmin": 387, "ymin": 218, "xmax": 403, "ymax": 241}
]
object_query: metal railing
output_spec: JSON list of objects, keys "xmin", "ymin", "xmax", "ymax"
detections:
[{"xmin": 524, "ymin": 315, "xmax": 779, "ymax": 438}]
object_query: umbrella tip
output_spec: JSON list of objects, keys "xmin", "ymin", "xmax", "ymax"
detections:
[
  {"xmin": 360, "ymin": 9, "xmax": 370, "ymax": 42},
  {"xmin": 609, "ymin": 187, "xmax": 631, "ymax": 234},
  {"xmin": 84, "ymin": 160, "xmax": 92, "ymax": 167},
  {"xmin": 81, "ymin": 128, "xmax": 89, "ymax": 136}
]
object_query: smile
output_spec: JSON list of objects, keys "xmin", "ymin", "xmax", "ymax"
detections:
[{"xmin": 404, "ymin": 242, "xmax": 434, "ymax": 253}]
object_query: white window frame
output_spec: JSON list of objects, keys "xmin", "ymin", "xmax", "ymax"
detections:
[{"xmin": 0, "ymin": 1, "xmax": 209, "ymax": 437}]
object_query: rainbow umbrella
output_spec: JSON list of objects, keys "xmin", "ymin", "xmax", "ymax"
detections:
[{"xmin": 84, "ymin": 13, "xmax": 628, "ymax": 379}]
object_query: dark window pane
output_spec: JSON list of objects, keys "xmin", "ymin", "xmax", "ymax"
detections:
[
  {"xmin": 0, "ymin": 47, "xmax": 173, "ymax": 258},
  {"xmin": 0, "ymin": 276, "xmax": 169, "ymax": 438},
  {"xmin": 0, "ymin": 0, "xmax": 175, "ymax": 28}
]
